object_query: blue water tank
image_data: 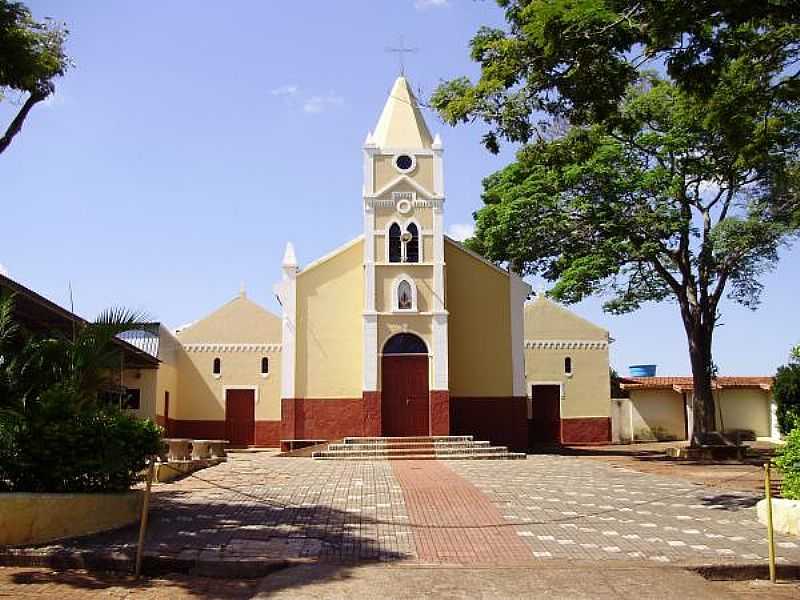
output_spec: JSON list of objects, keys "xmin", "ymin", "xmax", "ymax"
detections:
[{"xmin": 629, "ymin": 364, "xmax": 657, "ymax": 377}]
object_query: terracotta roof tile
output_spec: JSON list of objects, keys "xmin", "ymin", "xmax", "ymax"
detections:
[{"xmin": 619, "ymin": 376, "xmax": 773, "ymax": 391}]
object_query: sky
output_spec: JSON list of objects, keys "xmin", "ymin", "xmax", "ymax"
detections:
[{"xmin": 1, "ymin": 0, "xmax": 798, "ymax": 376}]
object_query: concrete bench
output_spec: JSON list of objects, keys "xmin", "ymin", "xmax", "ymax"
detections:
[{"xmin": 162, "ymin": 438, "xmax": 192, "ymax": 461}]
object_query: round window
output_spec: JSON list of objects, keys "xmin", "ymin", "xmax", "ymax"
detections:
[{"xmin": 395, "ymin": 154, "xmax": 414, "ymax": 171}]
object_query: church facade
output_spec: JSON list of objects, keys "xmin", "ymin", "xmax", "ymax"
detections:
[
  {"xmin": 274, "ymin": 76, "xmax": 530, "ymax": 450},
  {"xmin": 115, "ymin": 76, "xmax": 612, "ymax": 450}
]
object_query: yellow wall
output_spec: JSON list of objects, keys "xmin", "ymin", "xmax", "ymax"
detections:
[
  {"xmin": 373, "ymin": 154, "xmax": 435, "ymax": 194},
  {"xmin": 376, "ymin": 265, "xmax": 434, "ymax": 313},
  {"xmin": 629, "ymin": 389, "xmax": 686, "ymax": 440},
  {"xmin": 174, "ymin": 347, "xmax": 282, "ymax": 420},
  {"xmin": 173, "ymin": 294, "xmax": 283, "ymax": 420},
  {"xmin": 445, "ymin": 240, "xmax": 513, "ymax": 397},
  {"xmin": 0, "ymin": 492, "xmax": 143, "ymax": 546},
  {"xmin": 295, "ymin": 238, "xmax": 364, "ymax": 398},
  {"xmin": 526, "ymin": 348, "xmax": 611, "ymax": 418},
  {"xmin": 524, "ymin": 297, "xmax": 611, "ymax": 418},
  {"xmin": 718, "ymin": 388, "xmax": 771, "ymax": 437},
  {"xmin": 177, "ymin": 295, "xmax": 281, "ymax": 344},
  {"xmin": 524, "ymin": 296, "xmax": 608, "ymax": 341},
  {"xmin": 122, "ymin": 368, "xmax": 157, "ymax": 420}
]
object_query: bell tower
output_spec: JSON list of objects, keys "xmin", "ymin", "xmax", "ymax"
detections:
[{"xmin": 362, "ymin": 76, "xmax": 449, "ymax": 436}]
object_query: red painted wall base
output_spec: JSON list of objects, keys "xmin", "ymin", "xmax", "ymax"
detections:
[
  {"xmin": 561, "ymin": 417, "xmax": 611, "ymax": 445},
  {"xmin": 168, "ymin": 419, "xmax": 281, "ymax": 447},
  {"xmin": 450, "ymin": 397, "xmax": 528, "ymax": 452}
]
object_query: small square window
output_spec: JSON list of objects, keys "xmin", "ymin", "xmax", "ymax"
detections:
[{"xmin": 124, "ymin": 388, "xmax": 141, "ymax": 410}]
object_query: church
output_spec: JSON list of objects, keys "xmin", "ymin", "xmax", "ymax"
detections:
[{"xmin": 113, "ymin": 76, "xmax": 613, "ymax": 450}]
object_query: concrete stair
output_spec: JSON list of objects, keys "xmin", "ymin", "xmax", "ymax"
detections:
[{"xmin": 312, "ymin": 435, "xmax": 526, "ymax": 461}]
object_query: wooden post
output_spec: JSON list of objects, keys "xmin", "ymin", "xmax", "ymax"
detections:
[
  {"xmin": 764, "ymin": 462, "xmax": 776, "ymax": 584},
  {"xmin": 135, "ymin": 459, "xmax": 155, "ymax": 578}
]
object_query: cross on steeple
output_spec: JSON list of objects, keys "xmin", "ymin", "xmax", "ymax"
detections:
[{"xmin": 385, "ymin": 36, "xmax": 418, "ymax": 76}]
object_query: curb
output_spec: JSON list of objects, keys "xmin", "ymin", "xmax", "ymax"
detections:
[
  {"xmin": 690, "ymin": 563, "xmax": 800, "ymax": 581},
  {"xmin": 0, "ymin": 547, "xmax": 302, "ymax": 579}
]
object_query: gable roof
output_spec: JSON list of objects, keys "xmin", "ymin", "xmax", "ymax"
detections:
[
  {"xmin": 176, "ymin": 292, "xmax": 281, "ymax": 344},
  {"xmin": 443, "ymin": 236, "xmax": 511, "ymax": 277},
  {"xmin": 524, "ymin": 294, "xmax": 608, "ymax": 341}
]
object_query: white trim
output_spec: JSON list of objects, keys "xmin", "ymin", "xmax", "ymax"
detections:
[
  {"xmin": 432, "ymin": 312, "xmax": 448, "ymax": 391},
  {"xmin": 369, "ymin": 174, "xmax": 437, "ymax": 201},
  {"xmin": 392, "ymin": 152, "xmax": 417, "ymax": 174},
  {"xmin": 377, "ymin": 148, "xmax": 434, "ymax": 156},
  {"xmin": 391, "ymin": 273, "xmax": 418, "ymax": 313},
  {"xmin": 443, "ymin": 236, "xmax": 509, "ymax": 276},
  {"xmin": 509, "ymin": 271, "xmax": 530, "ymax": 397},
  {"xmin": 275, "ymin": 252, "xmax": 298, "ymax": 399},
  {"xmin": 384, "ymin": 219, "xmax": 424, "ymax": 264},
  {"xmin": 365, "ymin": 197, "xmax": 444, "ymax": 210},
  {"xmin": 363, "ymin": 313, "xmax": 378, "ymax": 391},
  {"xmin": 300, "ymin": 235, "xmax": 364, "ymax": 274},
  {"xmin": 527, "ymin": 381, "xmax": 565, "ymax": 421},
  {"xmin": 525, "ymin": 339, "xmax": 608, "ymax": 350},
  {"xmin": 380, "ymin": 330, "xmax": 430, "ymax": 354},
  {"xmin": 183, "ymin": 343, "xmax": 282, "ymax": 352},
  {"xmin": 224, "ymin": 385, "xmax": 260, "ymax": 405}
]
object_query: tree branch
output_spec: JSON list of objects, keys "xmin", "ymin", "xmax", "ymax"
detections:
[{"xmin": 0, "ymin": 90, "xmax": 48, "ymax": 156}]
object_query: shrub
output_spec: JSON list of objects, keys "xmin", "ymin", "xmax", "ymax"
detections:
[
  {"xmin": 0, "ymin": 389, "xmax": 162, "ymax": 493},
  {"xmin": 774, "ymin": 421, "xmax": 800, "ymax": 500},
  {"xmin": 775, "ymin": 363, "xmax": 800, "ymax": 436}
]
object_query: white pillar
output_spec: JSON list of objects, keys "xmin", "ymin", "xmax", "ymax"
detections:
[
  {"xmin": 509, "ymin": 272, "xmax": 530, "ymax": 397},
  {"xmin": 276, "ymin": 242, "xmax": 298, "ymax": 399},
  {"xmin": 363, "ymin": 203, "xmax": 378, "ymax": 391},
  {"xmin": 770, "ymin": 392, "xmax": 781, "ymax": 440}
]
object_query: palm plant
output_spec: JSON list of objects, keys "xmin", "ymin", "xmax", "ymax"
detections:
[{"xmin": 0, "ymin": 295, "xmax": 162, "ymax": 492}]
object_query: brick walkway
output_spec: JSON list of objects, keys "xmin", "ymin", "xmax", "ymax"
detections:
[
  {"xmin": 392, "ymin": 461, "xmax": 531, "ymax": 563},
  {"xmin": 11, "ymin": 452, "xmax": 800, "ymax": 568}
]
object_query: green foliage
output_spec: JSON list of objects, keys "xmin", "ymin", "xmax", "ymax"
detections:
[
  {"xmin": 0, "ymin": 1, "xmax": 68, "ymax": 96},
  {"xmin": 466, "ymin": 77, "xmax": 796, "ymax": 316},
  {"xmin": 431, "ymin": 1, "xmax": 799, "ymax": 154},
  {"xmin": 774, "ymin": 362, "xmax": 800, "ymax": 436},
  {"xmin": 774, "ymin": 422, "xmax": 800, "ymax": 500},
  {"xmin": 0, "ymin": 294, "xmax": 162, "ymax": 492},
  {"xmin": 0, "ymin": 396, "xmax": 162, "ymax": 493},
  {"xmin": 0, "ymin": 1, "xmax": 70, "ymax": 154}
]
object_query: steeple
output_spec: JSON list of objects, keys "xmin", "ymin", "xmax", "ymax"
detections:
[{"xmin": 372, "ymin": 76, "xmax": 433, "ymax": 149}]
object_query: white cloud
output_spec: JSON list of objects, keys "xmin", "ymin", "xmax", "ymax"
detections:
[
  {"xmin": 0, "ymin": 263, "xmax": 8, "ymax": 277},
  {"xmin": 270, "ymin": 84, "xmax": 299, "ymax": 96},
  {"xmin": 415, "ymin": 0, "xmax": 449, "ymax": 9},
  {"xmin": 447, "ymin": 223, "xmax": 475, "ymax": 241},
  {"xmin": 303, "ymin": 93, "xmax": 344, "ymax": 114}
]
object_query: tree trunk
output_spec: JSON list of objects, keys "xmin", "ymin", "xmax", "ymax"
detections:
[
  {"xmin": 0, "ymin": 90, "xmax": 48, "ymax": 156},
  {"xmin": 687, "ymin": 324, "xmax": 716, "ymax": 446}
]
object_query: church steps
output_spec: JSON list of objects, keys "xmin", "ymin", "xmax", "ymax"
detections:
[
  {"xmin": 342, "ymin": 435, "xmax": 474, "ymax": 445},
  {"xmin": 312, "ymin": 452, "xmax": 526, "ymax": 461},
  {"xmin": 326, "ymin": 440, "xmax": 490, "ymax": 451},
  {"xmin": 313, "ymin": 446, "xmax": 509, "ymax": 458}
]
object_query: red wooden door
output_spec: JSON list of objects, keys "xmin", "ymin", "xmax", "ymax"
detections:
[
  {"xmin": 530, "ymin": 385, "xmax": 561, "ymax": 445},
  {"xmin": 225, "ymin": 389, "xmax": 255, "ymax": 447},
  {"xmin": 381, "ymin": 355, "xmax": 429, "ymax": 437},
  {"xmin": 164, "ymin": 391, "xmax": 171, "ymax": 437}
]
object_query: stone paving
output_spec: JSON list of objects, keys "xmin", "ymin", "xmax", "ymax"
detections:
[
  {"xmin": 19, "ymin": 452, "xmax": 800, "ymax": 568},
  {"xmin": 450, "ymin": 455, "xmax": 800, "ymax": 564}
]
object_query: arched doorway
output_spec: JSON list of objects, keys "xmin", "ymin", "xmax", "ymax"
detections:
[{"xmin": 381, "ymin": 333, "xmax": 429, "ymax": 437}]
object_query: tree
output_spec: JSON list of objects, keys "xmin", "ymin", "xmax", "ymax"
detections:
[
  {"xmin": 431, "ymin": 1, "xmax": 799, "ymax": 154},
  {"xmin": 431, "ymin": 1, "xmax": 800, "ymax": 442},
  {"xmin": 775, "ymin": 345, "xmax": 800, "ymax": 435},
  {"xmin": 0, "ymin": 1, "xmax": 69, "ymax": 155}
]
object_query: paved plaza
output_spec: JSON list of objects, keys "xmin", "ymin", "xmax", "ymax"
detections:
[{"xmin": 38, "ymin": 451, "xmax": 800, "ymax": 568}]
